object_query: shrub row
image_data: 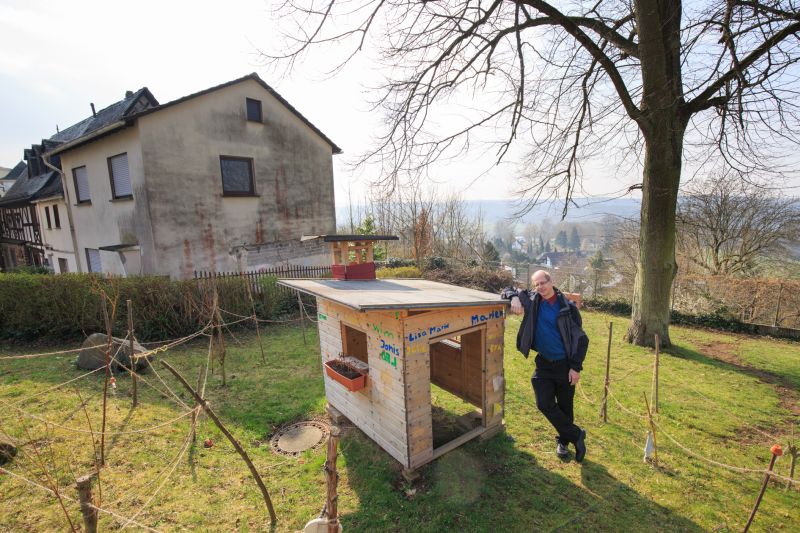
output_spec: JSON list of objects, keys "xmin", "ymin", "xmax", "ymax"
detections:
[
  {"xmin": 584, "ymin": 297, "xmax": 755, "ymax": 334},
  {"xmin": 0, "ymin": 273, "xmax": 296, "ymax": 342}
]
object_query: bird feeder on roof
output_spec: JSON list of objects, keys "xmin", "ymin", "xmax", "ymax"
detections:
[
  {"xmin": 278, "ymin": 273, "xmax": 509, "ymax": 473},
  {"xmin": 301, "ymin": 234, "xmax": 399, "ymax": 280}
]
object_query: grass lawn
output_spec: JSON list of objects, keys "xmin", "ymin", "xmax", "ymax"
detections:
[{"xmin": 1, "ymin": 312, "xmax": 798, "ymax": 532}]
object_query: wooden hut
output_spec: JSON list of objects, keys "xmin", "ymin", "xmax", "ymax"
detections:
[{"xmin": 280, "ymin": 237, "xmax": 508, "ymax": 472}]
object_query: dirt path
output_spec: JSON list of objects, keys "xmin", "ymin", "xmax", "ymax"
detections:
[{"xmin": 698, "ymin": 341, "xmax": 799, "ymax": 442}]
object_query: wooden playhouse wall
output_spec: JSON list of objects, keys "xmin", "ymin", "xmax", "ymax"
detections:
[
  {"xmin": 403, "ymin": 306, "xmax": 506, "ymax": 468},
  {"xmin": 316, "ymin": 299, "xmax": 409, "ymax": 465}
]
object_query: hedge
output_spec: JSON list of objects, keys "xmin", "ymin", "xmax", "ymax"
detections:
[{"xmin": 0, "ymin": 273, "xmax": 296, "ymax": 342}]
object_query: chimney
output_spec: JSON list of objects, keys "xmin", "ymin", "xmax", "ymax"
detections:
[
  {"xmin": 125, "ymin": 90, "xmax": 133, "ymax": 97},
  {"xmin": 90, "ymin": 103, "xmax": 96, "ymax": 117}
]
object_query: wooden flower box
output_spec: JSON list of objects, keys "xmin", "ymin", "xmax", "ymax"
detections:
[{"xmin": 324, "ymin": 359, "xmax": 368, "ymax": 392}]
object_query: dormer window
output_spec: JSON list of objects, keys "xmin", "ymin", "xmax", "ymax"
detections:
[{"xmin": 246, "ymin": 98, "xmax": 262, "ymax": 123}]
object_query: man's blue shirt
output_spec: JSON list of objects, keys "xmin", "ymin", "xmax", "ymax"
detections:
[{"xmin": 533, "ymin": 298, "xmax": 567, "ymax": 361}]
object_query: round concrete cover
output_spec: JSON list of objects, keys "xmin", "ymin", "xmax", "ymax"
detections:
[{"xmin": 276, "ymin": 424, "xmax": 324, "ymax": 453}]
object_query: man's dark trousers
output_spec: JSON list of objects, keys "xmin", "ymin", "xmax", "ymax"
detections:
[{"xmin": 531, "ymin": 355, "xmax": 581, "ymax": 445}]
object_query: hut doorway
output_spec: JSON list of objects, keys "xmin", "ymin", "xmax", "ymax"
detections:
[{"xmin": 428, "ymin": 326, "xmax": 486, "ymax": 452}]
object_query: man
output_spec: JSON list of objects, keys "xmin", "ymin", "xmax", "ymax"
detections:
[{"xmin": 502, "ymin": 270, "xmax": 589, "ymax": 461}]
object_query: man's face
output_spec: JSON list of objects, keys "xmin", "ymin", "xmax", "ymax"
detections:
[{"xmin": 532, "ymin": 273, "xmax": 555, "ymax": 299}]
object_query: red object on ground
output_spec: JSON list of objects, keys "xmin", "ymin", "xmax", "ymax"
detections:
[
  {"xmin": 331, "ymin": 262, "xmax": 376, "ymax": 280},
  {"xmin": 324, "ymin": 360, "xmax": 367, "ymax": 392},
  {"xmin": 204, "ymin": 438, "xmax": 214, "ymax": 448}
]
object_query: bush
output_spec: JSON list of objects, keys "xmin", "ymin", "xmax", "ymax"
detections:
[
  {"xmin": 386, "ymin": 257, "xmax": 416, "ymax": 268},
  {"xmin": 0, "ymin": 273, "xmax": 295, "ymax": 342},
  {"xmin": 584, "ymin": 297, "xmax": 633, "ymax": 315},
  {"xmin": 424, "ymin": 256, "xmax": 448, "ymax": 270},
  {"xmin": 423, "ymin": 266, "xmax": 514, "ymax": 293},
  {"xmin": 376, "ymin": 266, "xmax": 422, "ymax": 279}
]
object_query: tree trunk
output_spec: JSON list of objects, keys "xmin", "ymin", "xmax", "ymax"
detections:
[
  {"xmin": 626, "ymin": 124, "xmax": 684, "ymax": 347},
  {"xmin": 626, "ymin": 0, "xmax": 686, "ymax": 347}
]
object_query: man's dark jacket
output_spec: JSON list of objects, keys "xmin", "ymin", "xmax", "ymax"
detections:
[{"xmin": 501, "ymin": 287, "xmax": 589, "ymax": 372}]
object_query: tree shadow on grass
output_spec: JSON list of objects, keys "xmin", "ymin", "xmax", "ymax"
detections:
[{"xmin": 337, "ymin": 429, "xmax": 704, "ymax": 532}]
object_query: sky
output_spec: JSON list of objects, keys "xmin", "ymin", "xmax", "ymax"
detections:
[{"xmin": 2, "ymin": 1, "xmax": 796, "ymax": 209}]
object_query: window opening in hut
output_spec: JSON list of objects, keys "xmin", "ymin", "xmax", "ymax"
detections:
[
  {"xmin": 341, "ymin": 323, "xmax": 368, "ymax": 364},
  {"xmin": 429, "ymin": 328, "xmax": 484, "ymax": 448}
]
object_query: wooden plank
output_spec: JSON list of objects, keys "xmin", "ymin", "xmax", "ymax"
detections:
[{"xmin": 431, "ymin": 426, "xmax": 488, "ymax": 461}]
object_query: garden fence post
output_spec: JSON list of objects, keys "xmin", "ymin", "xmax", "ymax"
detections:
[
  {"xmin": 325, "ymin": 426, "xmax": 341, "ymax": 533},
  {"xmin": 743, "ymin": 445, "xmax": 783, "ymax": 532},
  {"xmin": 127, "ymin": 299, "xmax": 137, "ymax": 408},
  {"xmin": 643, "ymin": 392, "xmax": 658, "ymax": 467},
  {"xmin": 652, "ymin": 334, "xmax": 660, "ymax": 414},
  {"xmin": 600, "ymin": 322, "xmax": 612, "ymax": 422},
  {"xmin": 76, "ymin": 473, "xmax": 98, "ymax": 533},
  {"xmin": 773, "ymin": 283, "xmax": 784, "ymax": 327}
]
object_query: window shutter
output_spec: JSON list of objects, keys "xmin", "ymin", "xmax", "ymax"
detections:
[
  {"xmin": 74, "ymin": 167, "xmax": 90, "ymax": 202},
  {"xmin": 110, "ymin": 153, "xmax": 132, "ymax": 197},
  {"xmin": 86, "ymin": 248, "xmax": 102, "ymax": 273}
]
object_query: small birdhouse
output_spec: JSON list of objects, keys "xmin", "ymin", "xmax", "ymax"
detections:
[{"xmin": 301, "ymin": 234, "xmax": 399, "ymax": 280}]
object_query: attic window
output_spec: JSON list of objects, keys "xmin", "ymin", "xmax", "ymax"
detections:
[{"xmin": 246, "ymin": 98, "xmax": 262, "ymax": 122}]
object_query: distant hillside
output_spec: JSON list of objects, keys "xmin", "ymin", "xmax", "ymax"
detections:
[{"xmin": 336, "ymin": 197, "xmax": 641, "ymax": 227}]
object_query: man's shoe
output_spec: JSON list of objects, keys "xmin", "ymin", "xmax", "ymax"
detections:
[
  {"xmin": 574, "ymin": 430, "xmax": 587, "ymax": 463},
  {"xmin": 556, "ymin": 437, "xmax": 569, "ymax": 458}
]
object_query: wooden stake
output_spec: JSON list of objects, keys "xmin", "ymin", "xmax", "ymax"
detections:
[
  {"xmin": 76, "ymin": 473, "xmax": 98, "ymax": 533},
  {"xmin": 652, "ymin": 333, "xmax": 660, "ymax": 414},
  {"xmin": 298, "ymin": 293, "xmax": 307, "ymax": 345},
  {"xmin": 325, "ymin": 426, "xmax": 341, "ymax": 533},
  {"xmin": 100, "ymin": 300, "xmax": 112, "ymax": 466},
  {"xmin": 245, "ymin": 275, "xmax": 267, "ymax": 364},
  {"xmin": 643, "ymin": 392, "xmax": 658, "ymax": 466},
  {"xmin": 743, "ymin": 446, "xmax": 783, "ymax": 532},
  {"xmin": 127, "ymin": 299, "xmax": 138, "ymax": 408},
  {"xmin": 160, "ymin": 361, "xmax": 277, "ymax": 524},
  {"xmin": 600, "ymin": 321, "xmax": 612, "ymax": 422},
  {"xmin": 191, "ymin": 365, "xmax": 207, "ymax": 443},
  {"xmin": 212, "ymin": 289, "xmax": 227, "ymax": 386}
]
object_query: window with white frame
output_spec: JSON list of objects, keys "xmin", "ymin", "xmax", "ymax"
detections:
[
  {"xmin": 73, "ymin": 166, "xmax": 90, "ymax": 203},
  {"xmin": 85, "ymin": 248, "xmax": 102, "ymax": 273},
  {"xmin": 108, "ymin": 153, "xmax": 132, "ymax": 199}
]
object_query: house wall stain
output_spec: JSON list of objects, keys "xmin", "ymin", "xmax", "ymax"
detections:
[{"xmin": 137, "ymin": 78, "xmax": 336, "ymax": 277}]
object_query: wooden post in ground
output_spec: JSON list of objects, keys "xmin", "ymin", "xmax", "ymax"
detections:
[
  {"xmin": 212, "ymin": 288, "xmax": 227, "ymax": 386},
  {"xmin": 600, "ymin": 322, "xmax": 613, "ymax": 422},
  {"xmin": 244, "ymin": 274, "xmax": 267, "ymax": 364},
  {"xmin": 652, "ymin": 334, "xmax": 660, "ymax": 414},
  {"xmin": 127, "ymin": 299, "xmax": 138, "ymax": 408},
  {"xmin": 100, "ymin": 300, "xmax": 112, "ymax": 466},
  {"xmin": 743, "ymin": 445, "xmax": 783, "ymax": 532},
  {"xmin": 325, "ymin": 426, "xmax": 341, "ymax": 533},
  {"xmin": 191, "ymin": 365, "xmax": 207, "ymax": 443},
  {"xmin": 298, "ymin": 293, "xmax": 307, "ymax": 345},
  {"xmin": 643, "ymin": 392, "xmax": 658, "ymax": 467},
  {"xmin": 773, "ymin": 283, "xmax": 784, "ymax": 327},
  {"xmin": 160, "ymin": 361, "xmax": 277, "ymax": 524},
  {"xmin": 76, "ymin": 473, "xmax": 98, "ymax": 533}
]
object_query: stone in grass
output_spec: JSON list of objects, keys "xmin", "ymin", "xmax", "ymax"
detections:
[
  {"xmin": 76, "ymin": 333, "xmax": 153, "ymax": 372},
  {"xmin": 0, "ymin": 437, "xmax": 17, "ymax": 465}
]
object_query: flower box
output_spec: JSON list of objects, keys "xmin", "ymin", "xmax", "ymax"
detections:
[{"xmin": 324, "ymin": 359, "xmax": 368, "ymax": 391}]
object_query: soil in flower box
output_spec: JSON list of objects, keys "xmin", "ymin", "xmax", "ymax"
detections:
[{"xmin": 328, "ymin": 361, "xmax": 362, "ymax": 379}]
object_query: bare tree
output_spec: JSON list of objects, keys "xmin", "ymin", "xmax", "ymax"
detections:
[
  {"xmin": 677, "ymin": 171, "xmax": 800, "ymax": 276},
  {"xmin": 268, "ymin": 1, "xmax": 800, "ymax": 346}
]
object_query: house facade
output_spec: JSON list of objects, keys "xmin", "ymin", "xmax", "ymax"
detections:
[{"xmin": 45, "ymin": 73, "xmax": 339, "ymax": 278}]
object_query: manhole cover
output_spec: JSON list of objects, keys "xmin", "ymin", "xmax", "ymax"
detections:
[{"xmin": 270, "ymin": 420, "xmax": 330, "ymax": 456}]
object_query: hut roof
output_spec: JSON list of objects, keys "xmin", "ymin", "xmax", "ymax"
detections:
[{"xmin": 279, "ymin": 279, "xmax": 507, "ymax": 311}]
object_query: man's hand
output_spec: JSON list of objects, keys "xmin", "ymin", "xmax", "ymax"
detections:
[
  {"xmin": 568, "ymin": 369, "xmax": 580, "ymax": 386},
  {"xmin": 510, "ymin": 296, "xmax": 523, "ymax": 315}
]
